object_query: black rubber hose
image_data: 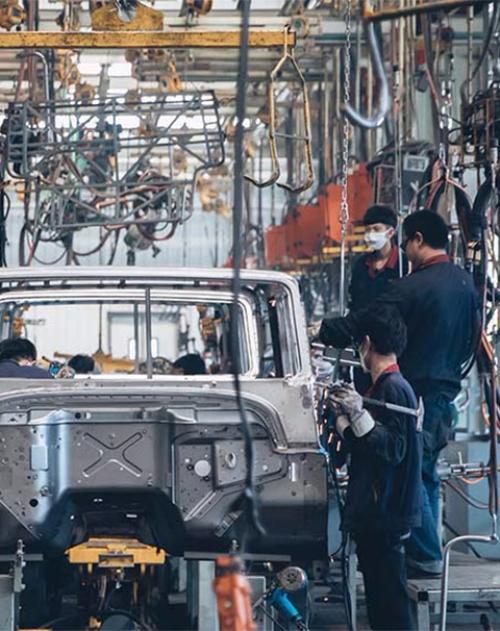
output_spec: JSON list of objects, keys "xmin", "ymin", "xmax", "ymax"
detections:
[
  {"xmin": 460, "ymin": 2, "xmax": 500, "ymax": 105},
  {"xmin": 229, "ymin": 0, "xmax": 265, "ymax": 543},
  {"xmin": 470, "ymin": 176, "xmax": 494, "ymax": 243}
]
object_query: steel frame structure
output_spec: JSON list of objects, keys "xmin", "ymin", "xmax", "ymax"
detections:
[{"xmin": 4, "ymin": 91, "xmax": 225, "ymax": 234}]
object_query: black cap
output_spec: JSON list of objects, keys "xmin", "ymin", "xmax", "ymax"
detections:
[{"xmin": 363, "ymin": 205, "xmax": 398, "ymax": 228}]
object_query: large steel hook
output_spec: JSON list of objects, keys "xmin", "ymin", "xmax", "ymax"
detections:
[
  {"xmin": 343, "ymin": 22, "xmax": 390, "ymax": 129},
  {"xmin": 245, "ymin": 27, "xmax": 314, "ymax": 192}
]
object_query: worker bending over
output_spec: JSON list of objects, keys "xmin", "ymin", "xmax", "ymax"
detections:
[
  {"xmin": 0, "ymin": 338, "xmax": 53, "ymax": 379},
  {"xmin": 329, "ymin": 304, "xmax": 422, "ymax": 631},
  {"xmin": 320, "ymin": 210, "xmax": 480, "ymax": 577}
]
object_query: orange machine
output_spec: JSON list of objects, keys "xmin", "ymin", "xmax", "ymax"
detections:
[
  {"xmin": 265, "ymin": 164, "xmax": 373, "ymax": 267},
  {"xmin": 319, "ymin": 164, "xmax": 373, "ymax": 244},
  {"xmin": 286, "ymin": 203, "xmax": 323, "ymax": 260},
  {"xmin": 265, "ymin": 224, "xmax": 288, "ymax": 268}
]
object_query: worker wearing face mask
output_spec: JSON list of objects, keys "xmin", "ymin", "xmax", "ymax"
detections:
[
  {"xmin": 345, "ymin": 204, "xmax": 406, "ymax": 393},
  {"xmin": 319, "ymin": 210, "xmax": 481, "ymax": 578},
  {"xmin": 349, "ymin": 204, "xmax": 406, "ymax": 312},
  {"xmin": 328, "ymin": 304, "xmax": 422, "ymax": 630}
]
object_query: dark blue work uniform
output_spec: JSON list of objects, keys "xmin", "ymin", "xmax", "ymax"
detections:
[
  {"xmin": 0, "ymin": 360, "xmax": 53, "ymax": 379},
  {"xmin": 335, "ymin": 366, "xmax": 422, "ymax": 631},
  {"xmin": 348, "ymin": 245, "xmax": 404, "ymax": 393},
  {"xmin": 349, "ymin": 244, "xmax": 402, "ymax": 312},
  {"xmin": 321, "ymin": 254, "xmax": 480, "ymax": 574}
]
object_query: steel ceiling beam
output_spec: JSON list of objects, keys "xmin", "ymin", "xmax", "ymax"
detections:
[
  {"xmin": 0, "ymin": 29, "xmax": 296, "ymax": 49},
  {"xmin": 364, "ymin": 0, "xmax": 490, "ymax": 21}
]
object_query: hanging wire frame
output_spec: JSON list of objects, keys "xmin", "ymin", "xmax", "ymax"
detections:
[{"xmin": 4, "ymin": 91, "xmax": 225, "ymax": 236}]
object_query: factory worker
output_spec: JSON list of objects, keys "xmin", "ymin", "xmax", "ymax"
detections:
[
  {"xmin": 0, "ymin": 338, "xmax": 53, "ymax": 379},
  {"xmin": 328, "ymin": 304, "xmax": 422, "ymax": 631},
  {"xmin": 349, "ymin": 204, "xmax": 405, "ymax": 313},
  {"xmin": 348, "ymin": 204, "xmax": 407, "ymax": 393},
  {"xmin": 320, "ymin": 210, "xmax": 480, "ymax": 578},
  {"xmin": 171, "ymin": 353, "xmax": 207, "ymax": 375},
  {"xmin": 68, "ymin": 354, "xmax": 96, "ymax": 374}
]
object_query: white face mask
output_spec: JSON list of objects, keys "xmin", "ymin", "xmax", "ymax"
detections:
[
  {"xmin": 358, "ymin": 343, "xmax": 370, "ymax": 373},
  {"xmin": 364, "ymin": 230, "xmax": 390, "ymax": 251}
]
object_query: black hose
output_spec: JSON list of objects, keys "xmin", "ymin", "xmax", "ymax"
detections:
[
  {"xmin": 469, "ymin": 176, "xmax": 494, "ymax": 243},
  {"xmin": 229, "ymin": 0, "xmax": 264, "ymax": 544},
  {"xmin": 0, "ymin": 190, "xmax": 8, "ymax": 267},
  {"xmin": 320, "ymin": 402, "xmax": 353, "ymax": 631},
  {"xmin": 460, "ymin": 2, "xmax": 500, "ymax": 105}
]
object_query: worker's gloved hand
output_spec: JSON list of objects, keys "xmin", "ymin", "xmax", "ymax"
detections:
[
  {"xmin": 307, "ymin": 321, "xmax": 322, "ymax": 341},
  {"xmin": 335, "ymin": 414, "xmax": 351, "ymax": 438},
  {"xmin": 329, "ymin": 384, "xmax": 375, "ymax": 438}
]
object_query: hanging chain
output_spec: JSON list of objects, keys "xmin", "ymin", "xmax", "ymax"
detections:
[
  {"xmin": 338, "ymin": 0, "xmax": 352, "ymax": 317},
  {"xmin": 340, "ymin": 0, "xmax": 352, "ymax": 234}
]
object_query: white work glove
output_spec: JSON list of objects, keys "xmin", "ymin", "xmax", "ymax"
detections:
[
  {"xmin": 335, "ymin": 413, "xmax": 351, "ymax": 438},
  {"xmin": 329, "ymin": 384, "xmax": 375, "ymax": 438},
  {"xmin": 325, "ymin": 389, "xmax": 351, "ymax": 438},
  {"xmin": 307, "ymin": 321, "xmax": 322, "ymax": 341}
]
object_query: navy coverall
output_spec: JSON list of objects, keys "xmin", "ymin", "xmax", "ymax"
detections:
[
  {"xmin": 321, "ymin": 254, "xmax": 480, "ymax": 573},
  {"xmin": 348, "ymin": 244, "xmax": 405, "ymax": 393},
  {"xmin": 334, "ymin": 367, "xmax": 422, "ymax": 630},
  {"xmin": 349, "ymin": 244, "xmax": 401, "ymax": 312},
  {"xmin": 0, "ymin": 359, "xmax": 53, "ymax": 379}
]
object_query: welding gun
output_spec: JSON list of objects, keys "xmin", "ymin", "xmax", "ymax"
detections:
[{"xmin": 326, "ymin": 382, "xmax": 424, "ymax": 422}]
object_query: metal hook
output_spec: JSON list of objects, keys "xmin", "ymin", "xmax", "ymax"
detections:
[
  {"xmin": 245, "ymin": 27, "xmax": 314, "ymax": 192},
  {"xmin": 342, "ymin": 22, "xmax": 390, "ymax": 129},
  {"xmin": 19, "ymin": 50, "xmax": 55, "ymax": 144}
]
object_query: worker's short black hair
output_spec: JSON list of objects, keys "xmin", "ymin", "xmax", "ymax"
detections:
[
  {"xmin": 68, "ymin": 354, "xmax": 95, "ymax": 374},
  {"xmin": 403, "ymin": 210, "xmax": 449, "ymax": 249},
  {"xmin": 354, "ymin": 304, "xmax": 407, "ymax": 357},
  {"xmin": 172, "ymin": 353, "xmax": 207, "ymax": 375},
  {"xmin": 363, "ymin": 204, "xmax": 398, "ymax": 228},
  {"xmin": 0, "ymin": 338, "xmax": 37, "ymax": 362}
]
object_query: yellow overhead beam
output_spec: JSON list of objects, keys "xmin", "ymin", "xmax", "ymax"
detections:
[{"xmin": 0, "ymin": 29, "xmax": 296, "ymax": 49}]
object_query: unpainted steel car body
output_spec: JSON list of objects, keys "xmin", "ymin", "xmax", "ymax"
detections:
[{"xmin": 0, "ymin": 267, "xmax": 327, "ymax": 561}]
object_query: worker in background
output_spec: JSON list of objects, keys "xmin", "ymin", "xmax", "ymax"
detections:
[
  {"xmin": 68, "ymin": 354, "xmax": 96, "ymax": 375},
  {"xmin": 349, "ymin": 204, "xmax": 405, "ymax": 312},
  {"xmin": 171, "ymin": 353, "xmax": 207, "ymax": 375},
  {"xmin": 320, "ymin": 210, "xmax": 480, "ymax": 577},
  {"xmin": 0, "ymin": 338, "xmax": 53, "ymax": 379},
  {"xmin": 328, "ymin": 304, "xmax": 421, "ymax": 631},
  {"xmin": 348, "ymin": 204, "xmax": 406, "ymax": 393}
]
